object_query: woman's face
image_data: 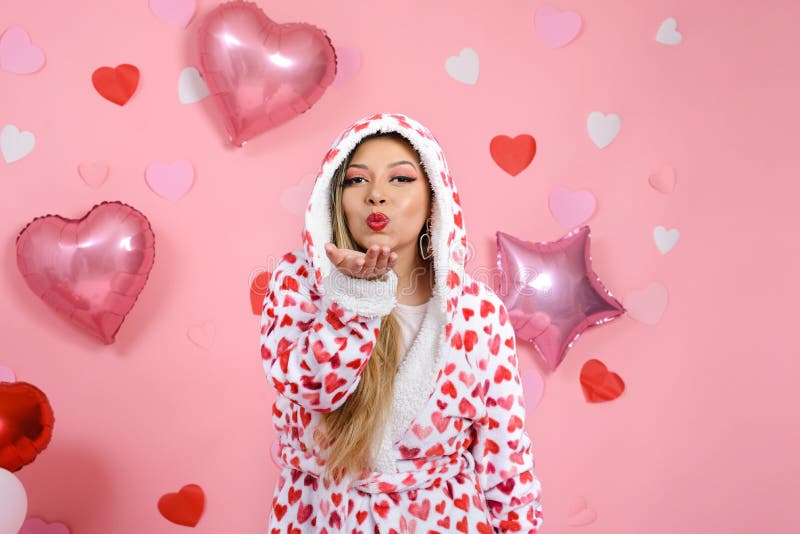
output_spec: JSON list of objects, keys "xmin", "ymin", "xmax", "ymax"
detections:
[{"xmin": 341, "ymin": 135, "xmax": 431, "ymax": 260}]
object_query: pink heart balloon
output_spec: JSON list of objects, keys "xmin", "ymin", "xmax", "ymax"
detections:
[
  {"xmin": 15, "ymin": 201, "xmax": 156, "ymax": 344},
  {"xmin": 197, "ymin": 0, "xmax": 337, "ymax": 147}
]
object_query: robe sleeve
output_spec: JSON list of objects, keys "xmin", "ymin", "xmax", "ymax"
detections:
[
  {"xmin": 469, "ymin": 300, "xmax": 544, "ymax": 533},
  {"xmin": 259, "ymin": 252, "xmax": 398, "ymax": 413}
]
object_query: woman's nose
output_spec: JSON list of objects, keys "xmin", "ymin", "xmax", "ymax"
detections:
[{"xmin": 368, "ymin": 187, "xmax": 386, "ymax": 204}]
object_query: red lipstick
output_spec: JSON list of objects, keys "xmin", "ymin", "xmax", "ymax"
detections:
[{"xmin": 366, "ymin": 212, "xmax": 389, "ymax": 231}]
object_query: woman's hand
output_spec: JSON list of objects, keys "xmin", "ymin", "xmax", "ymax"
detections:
[{"xmin": 324, "ymin": 242, "xmax": 398, "ymax": 281}]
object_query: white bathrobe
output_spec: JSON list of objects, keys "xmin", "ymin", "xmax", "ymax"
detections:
[{"xmin": 260, "ymin": 112, "xmax": 543, "ymax": 533}]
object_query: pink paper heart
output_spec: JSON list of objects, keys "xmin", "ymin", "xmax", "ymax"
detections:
[
  {"xmin": 566, "ymin": 496, "xmax": 597, "ymax": 526},
  {"xmin": 624, "ymin": 282, "xmax": 668, "ymax": 325},
  {"xmin": 534, "ymin": 6, "xmax": 582, "ymax": 48},
  {"xmin": 0, "ymin": 26, "xmax": 46, "ymax": 74},
  {"xmin": 145, "ymin": 160, "xmax": 194, "ymax": 201},
  {"xmin": 19, "ymin": 518, "xmax": 71, "ymax": 534},
  {"xmin": 548, "ymin": 186, "xmax": 596, "ymax": 228},
  {"xmin": 149, "ymin": 0, "xmax": 196, "ymax": 28},
  {"xmin": 648, "ymin": 164, "xmax": 677, "ymax": 193},
  {"xmin": 280, "ymin": 171, "xmax": 317, "ymax": 216},
  {"xmin": 271, "ymin": 439, "xmax": 283, "ymax": 468},
  {"xmin": 187, "ymin": 321, "xmax": 215, "ymax": 349},
  {"xmin": 520, "ymin": 369, "xmax": 544, "ymax": 411},
  {"xmin": 78, "ymin": 160, "xmax": 109, "ymax": 188},
  {"xmin": 331, "ymin": 46, "xmax": 361, "ymax": 87},
  {"xmin": 0, "ymin": 365, "xmax": 15, "ymax": 383}
]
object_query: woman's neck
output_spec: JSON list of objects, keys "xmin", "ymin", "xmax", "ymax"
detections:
[{"xmin": 395, "ymin": 260, "xmax": 434, "ymax": 306}]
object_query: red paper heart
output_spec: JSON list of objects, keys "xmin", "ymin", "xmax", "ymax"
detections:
[
  {"xmin": 250, "ymin": 270, "xmax": 272, "ymax": 315},
  {"xmin": 0, "ymin": 382, "xmax": 55, "ymax": 472},
  {"xmin": 490, "ymin": 134, "xmax": 537, "ymax": 176},
  {"xmin": 158, "ymin": 484, "xmax": 205, "ymax": 527},
  {"xmin": 92, "ymin": 64, "xmax": 140, "ymax": 105},
  {"xmin": 15, "ymin": 201, "xmax": 156, "ymax": 344},
  {"xmin": 579, "ymin": 359, "xmax": 624, "ymax": 402}
]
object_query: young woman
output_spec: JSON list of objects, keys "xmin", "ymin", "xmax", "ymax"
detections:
[{"xmin": 261, "ymin": 112, "xmax": 543, "ymax": 532}]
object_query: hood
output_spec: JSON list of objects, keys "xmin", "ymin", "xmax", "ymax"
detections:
[{"xmin": 303, "ymin": 112, "xmax": 468, "ymax": 328}]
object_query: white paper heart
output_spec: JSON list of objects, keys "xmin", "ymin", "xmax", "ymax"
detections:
[
  {"xmin": 444, "ymin": 47, "xmax": 479, "ymax": 85},
  {"xmin": 1, "ymin": 123, "xmax": 35, "ymax": 163},
  {"xmin": 587, "ymin": 112, "xmax": 620, "ymax": 148},
  {"xmin": 624, "ymin": 282, "xmax": 668, "ymax": 325},
  {"xmin": 178, "ymin": 67, "xmax": 210, "ymax": 104},
  {"xmin": 656, "ymin": 17, "xmax": 682, "ymax": 45},
  {"xmin": 653, "ymin": 225, "xmax": 680, "ymax": 254}
]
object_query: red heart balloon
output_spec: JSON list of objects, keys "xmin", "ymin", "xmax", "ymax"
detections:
[
  {"xmin": 15, "ymin": 201, "xmax": 156, "ymax": 344},
  {"xmin": 197, "ymin": 0, "xmax": 337, "ymax": 146},
  {"xmin": 0, "ymin": 381, "xmax": 55, "ymax": 472},
  {"xmin": 490, "ymin": 134, "xmax": 537, "ymax": 176},
  {"xmin": 158, "ymin": 484, "xmax": 205, "ymax": 527},
  {"xmin": 91, "ymin": 64, "xmax": 140, "ymax": 106},
  {"xmin": 579, "ymin": 359, "xmax": 625, "ymax": 402}
]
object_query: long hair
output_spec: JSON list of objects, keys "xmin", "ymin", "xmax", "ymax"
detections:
[{"xmin": 313, "ymin": 132, "xmax": 434, "ymax": 485}]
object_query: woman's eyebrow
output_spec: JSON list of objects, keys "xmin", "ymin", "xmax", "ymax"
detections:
[{"xmin": 348, "ymin": 160, "xmax": 418, "ymax": 171}]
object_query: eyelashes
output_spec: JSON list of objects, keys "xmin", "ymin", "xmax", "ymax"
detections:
[{"xmin": 342, "ymin": 176, "xmax": 416, "ymax": 187}]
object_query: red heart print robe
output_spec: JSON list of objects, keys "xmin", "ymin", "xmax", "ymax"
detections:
[{"xmin": 260, "ymin": 112, "xmax": 543, "ymax": 533}]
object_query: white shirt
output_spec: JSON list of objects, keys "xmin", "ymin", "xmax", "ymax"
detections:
[{"xmin": 392, "ymin": 298, "xmax": 431, "ymax": 362}]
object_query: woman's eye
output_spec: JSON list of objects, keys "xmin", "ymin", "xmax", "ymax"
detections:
[
  {"xmin": 342, "ymin": 177, "xmax": 364, "ymax": 186},
  {"xmin": 394, "ymin": 176, "xmax": 415, "ymax": 182}
]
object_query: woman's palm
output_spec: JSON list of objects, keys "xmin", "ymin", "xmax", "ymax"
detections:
[{"xmin": 324, "ymin": 242, "xmax": 397, "ymax": 280}]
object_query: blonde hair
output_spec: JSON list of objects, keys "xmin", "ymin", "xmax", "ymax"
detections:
[{"xmin": 314, "ymin": 132, "xmax": 433, "ymax": 485}]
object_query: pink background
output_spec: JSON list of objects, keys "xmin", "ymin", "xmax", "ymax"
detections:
[{"xmin": 2, "ymin": 0, "xmax": 797, "ymax": 533}]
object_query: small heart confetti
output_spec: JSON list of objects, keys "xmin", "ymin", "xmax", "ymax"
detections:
[
  {"xmin": 1, "ymin": 124, "xmax": 35, "ymax": 163},
  {"xmin": 624, "ymin": 282, "xmax": 668, "ymax": 325},
  {"xmin": 490, "ymin": 134, "xmax": 536, "ymax": 176},
  {"xmin": 579, "ymin": 359, "xmax": 624, "ymax": 402},
  {"xmin": 19, "ymin": 517, "xmax": 71, "ymax": 534},
  {"xmin": 520, "ymin": 368, "xmax": 544, "ymax": 411},
  {"xmin": 281, "ymin": 172, "xmax": 317, "ymax": 216},
  {"xmin": 587, "ymin": 111, "xmax": 621, "ymax": 148},
  {"xmin": 149, "ymin": 0, "xmax": 197, "ymax": 28},
  {"xmin": 648, "ymin": 164, "xmax": 677, "ymax": 193},
  {"xmin": 331, "ymin": 46, "xmax": 361, "ymax": 87},
  {"xmin": 656, "ymin": 17, "xmax": 683, "ymax": 45},
  {"xmin": 0, "ymin": 365, "xmax": 15, "ymax": 383},
  {"xmin": 653, "ymin": 225, "xmax": 680, "ymax": 254},
  {"xmin": 187, "ymin": 321, "xmax": 215, "ymax": 349},
  {"xmin": 548, "ymin": 186, "xmax": 596, "ymax": 229},
  {"xmin": 445, "ymin": 47, "xmax": 479, "ymax": 85},
  {"xmin": 566, "ymin": 496, "xmax": 598, "ymax": 526},
  {"xmin": 145, "ymin": 160, "xmax": 194, "ymax": 201},
  {"xmin": 178, "ymin": 67, "xmax": 209, "ymax": 104},
  {"xmin": 250, "ymin": 270, "xmax": 272, "ymax": 315},
  {"xmin": 92, "ymin": 64, "xmax": 140, "ymax": 106},
  {"xmin": 534, "ymin": 5, "xmax": 582, "ymax": 48},
  {"xmin": 158, "ymin": 484, "xmax": 205, "ymax": 527},
  {"xmin": 0, "ymin": 26, "xmax": 45, "ymax": 74},
  {"xmin": 78, "ymin": 160, "xmax": 110, "ymax": 188}
]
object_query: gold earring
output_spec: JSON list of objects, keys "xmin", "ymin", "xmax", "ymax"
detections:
[{"xmin": 419, "ymin": 218, "xmax": 433, "ymax": 260}]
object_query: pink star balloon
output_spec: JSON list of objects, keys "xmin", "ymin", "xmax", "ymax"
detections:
[{"xmin": 495, "ymin": 225, "xmax": 625, "ymax": 371}]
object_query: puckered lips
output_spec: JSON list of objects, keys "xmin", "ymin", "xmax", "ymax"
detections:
[{"xmin": 366, "ymin": 212, "xmax": 389, "ymax": 231}]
